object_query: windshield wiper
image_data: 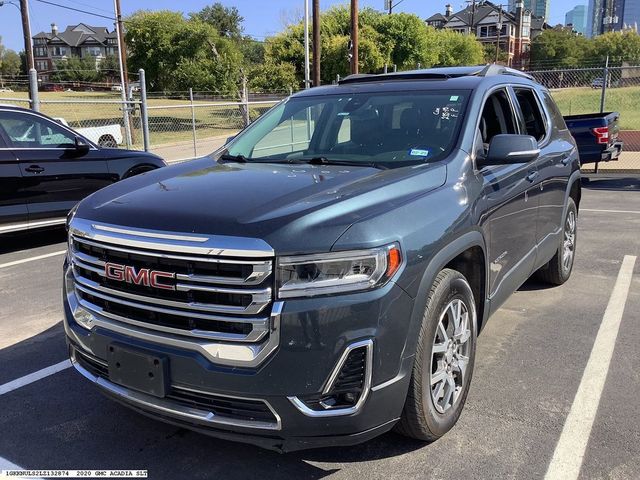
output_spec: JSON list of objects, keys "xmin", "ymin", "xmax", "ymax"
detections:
[
  {"xmin": 219, "ymin": 153, "xmax": 249, "ymax": 163},
  {"xmin": 298, "ymin": 157, "xmax": 388, "ymax": 170}
]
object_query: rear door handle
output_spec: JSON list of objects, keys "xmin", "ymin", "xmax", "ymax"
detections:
[
  {"xmin": 25, "ymin": 165, "xmax": 45, "ymax": 173},
  {"xmin": 526, "ymin": 171, "xmax": 539, "ymax": 182}
]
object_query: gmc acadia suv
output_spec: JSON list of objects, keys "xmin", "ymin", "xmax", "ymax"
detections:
[{"xmin": 63, "ymin": 66, "xmax": 581, "ymax": 452}]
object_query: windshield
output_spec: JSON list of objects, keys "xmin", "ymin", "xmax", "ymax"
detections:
[{"xmin": 224, "ymin": 90, "xmax": 469, "ymax": 168}]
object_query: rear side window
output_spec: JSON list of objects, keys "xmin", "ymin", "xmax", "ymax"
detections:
[
  {"xmin": 0, "ymin": 111, "xmax": 76, "ymax": 149},
  {"xmin": 513, "ymin": 88, "xmax": 547, "ymax": 142}
]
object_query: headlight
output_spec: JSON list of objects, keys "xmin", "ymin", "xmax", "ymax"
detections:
[{"xmin": 277, "ymin": 243, "xmax": 402, "ymax": 299}]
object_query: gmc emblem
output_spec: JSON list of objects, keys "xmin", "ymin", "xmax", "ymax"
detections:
[{"xmin": 104, "ymin": 262, "xmax": 176, "ymax": 290}]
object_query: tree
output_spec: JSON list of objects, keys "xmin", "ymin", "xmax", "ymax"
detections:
[
  {"xmin": 530, "ymin": 27, "xmax": 592, "ymax": 69},
  {"xmin": 125, "ymin": 10, "xmax": 243, "ymax": 95},
  {"xmin": 591, "ymin": 30, "xmax": 640, "ymax": 65},
  {"xmin": 51, "ymin": 56, "xmax": 100, "ymax": 83},
  {"xmin": 190, "ymin": 3, "xmax": 244, "ymax": 39},
  {"xmin": 265, "ymin": 6, "xmax": 484, "ymax": 85},
  {"xmin": 248, "ymin": 61, "xmax": 297, "ymax": 92},
  {"xmin": 0, "ymin": 36, "xmax": 21, "ymax": 77}
]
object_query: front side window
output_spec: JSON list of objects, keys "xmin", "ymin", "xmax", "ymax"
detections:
[
  {"xmin": 226, "ymin": 90, "xmax": 469, "ymax": 169},
  {"xmin": 0, "ymin": 112, "xmax": 76, "ymax": 148},
  {"xmin": 476, "ymin": 89, "xmax": 518, "ymax": 157}
]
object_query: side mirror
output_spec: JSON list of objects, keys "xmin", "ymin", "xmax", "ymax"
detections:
[
  {"xmin": 478, "ymin": 134, "xmax": 539, "ymax": 168},
  {"xmin": 75, "ymin": 136, "xmax": 90, "ymax": 153}
]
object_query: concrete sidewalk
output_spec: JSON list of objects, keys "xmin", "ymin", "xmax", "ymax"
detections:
[{"xmin": 152, "ymin": 133, "xmax": 236, "ymax": 164}]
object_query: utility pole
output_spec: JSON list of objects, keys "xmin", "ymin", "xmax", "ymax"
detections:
[
  {"xmin": 304, "ymin": 0, "xmax": 310, "ymax": 88},
  {"xmin": 312, "ymin": 0, "xmax": 320, "ymax": 87},
  {"xmin": 350, "ymin": 0, "xmax": 359, "ymax": 74},
  {"xmin": 469, "ymin": 0, "xmax": 477, "ymax": 36},
  {"xmin": 495, "ymin": 4, "xmax": 503, "ymax": 63},
  {"xmin": 19, "ymin": 0, "xmax": 35, "ymax": 100},
  {"xmin": 113, "ymin": 0, "xmax": 132, "ymax": 147}
]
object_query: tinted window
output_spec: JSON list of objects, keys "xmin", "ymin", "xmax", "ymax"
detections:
[
  {"xmin": 0, "ymin": 111, "xmax": 75, "ymax": 148},
  {"xmin": 513, "ymin": 88, "xmax": 547, "ymax": 142},
  {"xmin": 541, "ymin": 90, "xmax": 568, "ymax": 131},
  {"xmin": 227, "ymin": 90, "xmax": 470, "ymax": 168},
  {"xmin": 477, "ymin": 89, "xmax": 517, "ymax": 156}
]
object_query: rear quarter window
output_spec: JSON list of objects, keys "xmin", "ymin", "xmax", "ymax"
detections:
[{"xmin": 541, "ymin": 90, "xmax": 568, "ymax": 131}]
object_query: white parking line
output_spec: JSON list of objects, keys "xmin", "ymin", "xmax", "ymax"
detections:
[
  {"xmin": 0, "ymin": 250, "xmax": 66, "ymax": 270},
  {"xmin": 581, "ymin": 208, "xmax": 640, "ymax": 214},
  {"xmin": 545, "ymin": 255, "xmax": 637, "ymax": 480},
  {"xmin": 0, "ymin": 360, "xmax": 71, "ymax": 396}
]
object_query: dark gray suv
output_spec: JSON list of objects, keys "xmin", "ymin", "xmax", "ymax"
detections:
[{"xmin": 63, "ymin": 66, "xmax": 580, "ymax": 452}]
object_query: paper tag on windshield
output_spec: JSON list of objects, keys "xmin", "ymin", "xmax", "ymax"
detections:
[
  {"xmin": 409, "ymin": 148, "xmax": 430, "ymax": 157},
  {"xmin": 450, "ymin": 95, "xmax": 459, "ymax": 101}
]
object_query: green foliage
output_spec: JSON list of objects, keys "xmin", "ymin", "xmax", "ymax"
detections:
[
  {"xmin": 125, "ymin": 10, "xmax": 242, "ymax": 95},
  {"xmin": 0, "ymin": 36, "xmax": 21, "ymax": 77},
  {"xmin": 190, "ymin": 3, "xmax": 244, "ymax": 39},
  {"xmin": 247, "ymin": 61, "xmax": 297, "ymax": 92},
  {"xmin": 50, "ymin": 56, "xmax": 101, "ymax": 83},
  {"xmin": 264, "ymin": 6, "xmax": 484, "ymax": 85},
  {"xmin": 530, "ymin": 28, "xmax": 640, "ymax": 69}
]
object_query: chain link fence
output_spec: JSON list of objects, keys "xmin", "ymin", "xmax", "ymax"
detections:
[
  {"xmin": 3, "ymin": 65, "xmax": 639, "ymax": 170},
  {"xmin": 527, "ymin": 64, "xmax": 640, "ymax": 172}
]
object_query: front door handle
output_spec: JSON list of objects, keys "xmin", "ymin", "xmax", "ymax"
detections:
[
  {"xmin": 526, "ymin": 171, "xmax": 539, "ymax": 182},
  {"xmin": 561, "ymin": 156, "xmax": 571, "ymax": 166},
  {"xmin": 25, "ymin": 165, "xmax": 45, "ymax": 173}
]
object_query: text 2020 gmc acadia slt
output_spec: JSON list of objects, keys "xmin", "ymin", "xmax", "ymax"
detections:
[{"xmin": 63, "ymin": 66, "xmax": 581, "ymax": 452}]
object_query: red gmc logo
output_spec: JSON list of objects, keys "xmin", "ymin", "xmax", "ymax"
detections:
[{"xmin": 104, "ymin": 262, "xmax": 176, "ymax": 290}]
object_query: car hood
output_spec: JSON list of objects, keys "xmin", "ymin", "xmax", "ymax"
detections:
[{"xmin": 76, "ymin": 157, "xmax": 447, "ymax": 254}]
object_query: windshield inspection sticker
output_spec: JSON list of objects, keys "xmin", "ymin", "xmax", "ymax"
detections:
[
  {"xmin": 409, "ymin": 148, "xmax": 430, "ymax": 157},
  {"xmin": 450, "ymin": 95, "xmax": 459, "ymax": 101}
]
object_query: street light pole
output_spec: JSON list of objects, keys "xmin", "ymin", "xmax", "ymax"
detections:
[
  {"xmin": 312, "ymin": 0, "xmax": 320, "ymax": 87},
  {"xmin": 304, "ymin": 0, "xmax": 310, "ymax": 88},
  {"xmin": 350, "ymin": 0, "xmax": 359, "ymax": 74}
]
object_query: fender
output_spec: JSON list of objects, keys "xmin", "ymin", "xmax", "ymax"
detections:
[
  {"xmin": 562, "ymin": 169, "xmax": 581, "ymax": 219},
  {"xmin": 399, "ymin": 229, "xmax": 488, "ymax": 362}
]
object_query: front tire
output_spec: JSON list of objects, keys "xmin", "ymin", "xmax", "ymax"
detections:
[
  {"xmin": 536, "ymin": 198, "xmax": 577, "ymax": 285},
  {"xmin": 395, "ymin": 268, "xmax": 477, "ymax": 441}
]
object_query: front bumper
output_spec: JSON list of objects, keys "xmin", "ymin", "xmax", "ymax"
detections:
[{"xmin": 63, "ymin": 263, "xmax": 416, "ymax": 452}]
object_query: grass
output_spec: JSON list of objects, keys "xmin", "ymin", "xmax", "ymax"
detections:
[
  {"xmin": 1, "ymin": 86, "xmax": 638, "ymax": 147},
  {"xmin": 547, "ymin": 86, "xmax": 640, "ymax": 130}
]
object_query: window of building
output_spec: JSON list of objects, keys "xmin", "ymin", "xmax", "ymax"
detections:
[
  {"xmin": 34, "ymin": 47, "xmax": 48, "ymax": 57},
  {"xmin": 52, "ymin": 46, "xmax": 66, "ymax": 56},
  {"xmin": 35, "ymin": 60, "xmax": 49, "ymax": 71},
  {"xmin": 513, "ymin": 88, "xmax": 547, "ymax": 142},
  {"xmin": 86, "ymin": 47, "xmax": 102, "ymax": 57}
]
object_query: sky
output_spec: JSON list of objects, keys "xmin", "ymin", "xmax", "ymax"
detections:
[{"xmin": 0, "ymin": 0, "xmax": 585, "ymax": 53}]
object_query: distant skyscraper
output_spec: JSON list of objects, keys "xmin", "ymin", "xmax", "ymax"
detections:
[
  {"xmin": 565, "ymin": 5, "xmax": 588, "ymax": 34},
  {"xmin": 588, "ymin": 0, "xmax": 635, "ymax": 36},
  {"xmin": 509, "ymin": 0, "xmax": 550, "ymax": 21}
]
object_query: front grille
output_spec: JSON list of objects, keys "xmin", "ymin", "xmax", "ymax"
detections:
[
  {"xmin": 73, "ymin": 348, "xmax": 278, "ymax": 426},
  {"xmin": 68, "ymin": 231, "xmax": 274, "ymax": 343}
]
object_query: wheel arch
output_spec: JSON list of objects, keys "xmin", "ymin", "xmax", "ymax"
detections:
[
  {"xmin": 401, "ymin": 231, "xmax": 489, "ymax": 361},
  {"xmin": 122, "ymin": 163, "xmax": 159, "ymax": 179}
]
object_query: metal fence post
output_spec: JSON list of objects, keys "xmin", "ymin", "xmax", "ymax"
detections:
[
  {"xmin": 599, "ymin": 56, "xmax": 609, "ymax": 114},
  {"xmin": 138, "ymin": 69, "xmax": 150, "ymax": 152},
  {"xmin": 241, "ymin": 76, "xmax": 250, "ymax": 128},
  {"xmin": 383, "ymin": 64, "xmax": 388, "ymax": 74},
  {"xmin": 393, "ymin": 64, "xmax": 397, "ymax": 72},
  {"xmin": 28, "ymin": 69, "xmax": 40, "ymax": 112},
  {"xmin": 189, "ymin": 88, "xmax": 197, "ymax": 157}
]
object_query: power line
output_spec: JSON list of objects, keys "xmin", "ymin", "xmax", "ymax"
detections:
[{"xmin": 33, "ymin": 0, "xmax": 114, "ymax": 20}]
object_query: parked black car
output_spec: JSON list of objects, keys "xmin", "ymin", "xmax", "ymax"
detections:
[
  {"xmin": 63, "ymin": 66, "xmax": 582, "ymax": 452},
  {"xmin": 0, "ymin": 105, "xmax": 166, "ymax": 234}
]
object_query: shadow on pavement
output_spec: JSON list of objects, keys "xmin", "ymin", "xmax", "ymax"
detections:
[
  {"xmin": 0, "ymin": 325, "xmax": 425, "ymax": 479},
  {"xmin": 0, "ymin": 227, "xmax": 67, "ymax": 255},
  {"xmin": 582, "ymin": 175, "xmax": 640, "ymax": 191}
]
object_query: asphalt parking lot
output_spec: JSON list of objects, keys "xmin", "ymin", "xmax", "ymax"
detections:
[{"xmin": 0, "ymin": 175, "xmax": 638, "ymax": 480}]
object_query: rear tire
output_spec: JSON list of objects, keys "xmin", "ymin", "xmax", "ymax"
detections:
[
  {"xmin": 395, "ymin": 268, "xmax": 477, "ymax": 441},
  {"xmin": 536, "ymin": 198, "xmax": 577, "ymax": 285}
]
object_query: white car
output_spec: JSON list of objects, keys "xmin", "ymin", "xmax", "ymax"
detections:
[
  {"xmin": 54, "ymin": 117, "xmax": 123, "ymax": 147},
  {"xmin": 0, "ymin": 88, "xmax": 14, "ymax": 93}
]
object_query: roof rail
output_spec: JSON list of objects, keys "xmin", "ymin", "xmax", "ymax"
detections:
[
  {"xmin": 337, "ymin": 64, "xmax": 533, "ymax": 86},
  {"xmin": 475, "ymin": 64, "xmax": 534, "ymax": 80},
  {"xmin": 338, "ymin": 72, "xmax": 451, "ymax": 85}
]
